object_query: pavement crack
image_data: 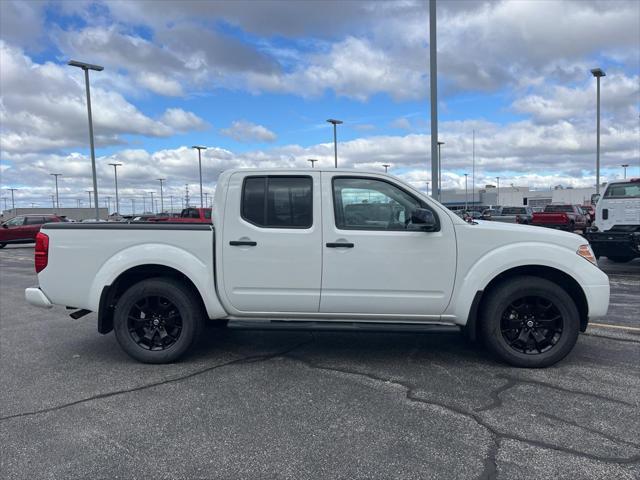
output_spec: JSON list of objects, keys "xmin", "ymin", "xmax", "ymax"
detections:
[
  {"xmin": 494, "ymin": 374, "xmax": 637, "ymax": 408},
  {"xmin": 540, "ymin": 412, "xmax": 640, "ymax": 449},
  {"xmin": 474, "ymin": 377, "xmax": 518, "ymax": 412},
  {"xmin": 583, "ymin": 333, "xmax": 640, "ymax": 345},
  {"xmin": 477, "ymin": 436, "xmax": 500, "ymax": 480},
  {"xmin": 0, "ymin": 337, "xmax": 314, "ymax": 422},
  {"xmin": 284, "ymin": 355, "xmax": 640, "ymax": 465}
]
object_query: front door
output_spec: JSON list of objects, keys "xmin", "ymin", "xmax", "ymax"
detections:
[
  {"xmin": 221, "ymin": 172, "xmax": 322, "ymax": 313},
  {"xmin": 1, "ymin": 216, "xmax": 26, "ymax": 241},
  {"xmin": 320, "ymin": 174, "xmax": 457, "ymax": 316}
]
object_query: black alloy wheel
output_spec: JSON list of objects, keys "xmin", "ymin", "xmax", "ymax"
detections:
[
  {"xmin": 500, "ymin": 296, "xmax": 563, "ymax": 355},
  {"xmin": 479, "ymin": 275, "xmax": 580, "ymax": 368},
  {"xmin": 127, "ymin": 295, "xmax": 183, "ymax": 351}
]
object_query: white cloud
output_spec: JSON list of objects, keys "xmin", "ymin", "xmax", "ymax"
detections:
[
  {"xmin": 137, "ymin": 73, "xmax": 184, "ymax": 97},
  {"xmin": 220, "ymin": 120, "xmax": 277, "ymax": 143},
  {"xmin": 159, "ymin": 108, "xmax": 209, "ymax": 132},
  {"xmin": 0, "ymin": 43, "xmax": 207, "ymax": 153},
  {"xmin": 390, "ymin": 118, "xmax": 412, "ymax": 130}
]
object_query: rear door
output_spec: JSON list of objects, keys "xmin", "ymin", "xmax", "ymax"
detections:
[
  {"xmin": 320, "ymin": 174, "xmax": 457, "ymax": 316},
  {"xmin": 221, "ymin": 172, "xmax": 322, "ymax": 313}
]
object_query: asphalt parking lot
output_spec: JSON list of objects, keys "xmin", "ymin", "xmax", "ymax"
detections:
[{"xmin": 1, "ymin": 245, "xmax": 638, "ymax": 480}]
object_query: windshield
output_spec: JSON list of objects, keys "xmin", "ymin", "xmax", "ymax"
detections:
[{"xmin": 603, "ymin": 183, "xmax": 640, "ymax": 199}]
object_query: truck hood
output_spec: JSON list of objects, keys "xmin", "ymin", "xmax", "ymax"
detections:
[{"xmin": 456, "ymin": 220, "xmax": 585, "ymax": 251}]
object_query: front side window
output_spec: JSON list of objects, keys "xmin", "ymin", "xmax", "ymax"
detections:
[
  {"xmin": 4, "ymin": 216, "xmax": 25, "ymax": 226},
  {"xmin": 241, "ymin": 176, "xmax": 312, "ymax": 228},
  {"xmin": 333, "ymin": 177, "xmax": 431, "ymax": 230},
  {"xmin": 604, "ymin": 183, "xmax": 640, "ymax": 199}
]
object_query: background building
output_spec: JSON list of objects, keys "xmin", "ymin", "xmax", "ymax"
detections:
[{"xmin": 1, "ymin": 208, "xmax": 109, "ymax": 222}]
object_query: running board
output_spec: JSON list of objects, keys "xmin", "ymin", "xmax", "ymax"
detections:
[{"xmin": 226, "ymin": 320, "xmax": 461, "ymax": 334}]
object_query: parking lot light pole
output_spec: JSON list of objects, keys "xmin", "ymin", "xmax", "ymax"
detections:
[
  {"xmin": 6, "ymin": 188, "xmax": 18, "ymax": 211},
  {"xmin": 621, "ymin": 164, "xmax": 629, "ymax": 179},
  {"xmin": 192, "ymin": 146, "xmax": 207, "ymax": 208},
  {"xmin": 307, "ymin": 158, "xmax": 318, "ymax": 168},
  {"xmin": 437, "ymin": 141, "xmax": 444, "ymax": 196},
  {"xmin": 382, "ymin": 164, "xmax": 391, "ymax": 173},
  {"xmin": 86, "ymin": 190, "xmax": 93, "ymax": 208},
  {"xmin": 157, "ymin": 178, "xmax": 165, "ymax": 213},
  {"xmin": 68, "ymin": 60, "xmax": 104, "ymax": 220},
  {"xmin": 426, "ymin": 181, "xmax": 430, "ymax": 197},
  {"xmin": 326, "ymin": 119, "xmax": 343, "ymax": 168},
  {"xmin": 464, "ymin": 173, "xmax": 469, "ymax": 211},
  {"xmin": 591, "ymin": 68, "xmax": 605, "ymax": 194},
  {"xmin": 108, "ymin": 163, "xmax": 122, "ymax": 214},
  {"xmin": 50, "ymin": 173, "xmax": 62, "ymax": 209},
  {"xmin": 131, "ymin": 198, "xmax": 135, "ymax": 216},
  {"xmin": 496, "ymin": 176, "xmax": 500, "ymax": 205},
  {"xmin": 148, "ymin": 192, "xmax": 155, "ymax": 214}
]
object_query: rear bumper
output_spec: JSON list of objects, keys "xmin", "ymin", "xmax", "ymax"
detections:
[{"xmin": 25, "ymin": 287, "xmax": 53, "ymax": 309}]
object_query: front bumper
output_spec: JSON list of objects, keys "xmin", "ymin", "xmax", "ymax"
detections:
[
  {"xmin": 583, "ymin": 282, "xmax": 610, "ymax": 319},
  {"xmin": 25, "ymin": 287, "xmax": 53, "ymax": 309},
  {"xmin": 584, "ymin": 230, "xmax": 640, "ymax": 258}
]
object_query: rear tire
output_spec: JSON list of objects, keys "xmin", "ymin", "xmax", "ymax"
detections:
[
  {"xmin": 113, "ymin": 277, "xmax": 204, "ymax": 363},
  {"xmin": 607, "ymin": 256, "xmax": 634, "ymax": 263},
  {"xmin": 479, "ymin": 276, "xmax": 580, "ymax": 368}
]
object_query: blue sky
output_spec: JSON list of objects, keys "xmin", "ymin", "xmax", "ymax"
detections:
[{"xmin": 1, "ymin": 0, "xmax": 638, "ymax": 212}]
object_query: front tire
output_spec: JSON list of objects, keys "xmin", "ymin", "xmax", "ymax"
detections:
[
  {"xmin": 113, "ymin": 277, "xmax": 204, "ymax": 363},
  {"xmin": 479, "ymin": 276, "xmax": 580, "ymax": 368}
]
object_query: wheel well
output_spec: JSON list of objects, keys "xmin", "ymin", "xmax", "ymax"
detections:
[
  {"xmin": 465, "ymin": 265, "xmax": 589, "ymax": 342},
  {"xmin": 97, "ymin": 264, "xmax": 206, "ymax": 334}
]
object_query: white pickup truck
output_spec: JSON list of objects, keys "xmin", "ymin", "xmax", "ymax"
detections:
[{"xmin": 26, "ymin": 169, "xmax": 610, "ymax": 367}]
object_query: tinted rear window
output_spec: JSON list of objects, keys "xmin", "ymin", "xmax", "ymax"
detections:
[
  {"xmin": 544, "ymin": 205, "xmax": 573, "ymax": 213},
  {"xmin": 242, "ymin": 176, "xmax": 312, "ymax": 228}
]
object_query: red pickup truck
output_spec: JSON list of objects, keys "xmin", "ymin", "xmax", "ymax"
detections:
[
  {"xmin": 149, "ymin": 207, "xmax": 212, "ymax": 223},
  {"xmin": 1, "ymin": 214, "xmax": 67, "ymax": 248},
  {"xmin": 531, "ymin": 205, "xmax": 588, "ymax": 233}
]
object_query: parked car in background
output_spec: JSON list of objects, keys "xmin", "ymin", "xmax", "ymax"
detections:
[
  {"xmin": 584, "ymin": 178, "xmax": 640, "ymax": 263},
  {"xmin": 483, "ymin": 206, "xmax": 534, "ymax": 224},
  {"xmin": 149, "ymin": 207, "xmax": 212, "ymax": 223},
  {"xmin": 26, "ymin": 169, "xmax": 609, "ymax": 368},
  {"xmin": 531, "ymin": 204, "xmax": 588, "ymax": 232},
  {"xmin": 480, "ymin": 208, "xmax": 500, "ymax": 221},
  {"xmin": 0, "ymin": 215, "xmax": 67, "ymax": 248},
  {"xmin": 580, "ymin": 205, "xmax": 595, "ymax": 226}
]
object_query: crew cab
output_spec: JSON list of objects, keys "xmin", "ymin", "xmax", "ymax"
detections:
[
  {"xmin": 531, "ymin": 204, "xmax": 588, "ymax": 232},
  {"xmin": 584, "ymin": 178, "xmax": 640, "ymax": 263},
  {"xmin": 25, "ymin": 169, "xmax": 609, "ymax": 367},
  {"xmin": 0, "ymin": 214, "xmax": 67, "ymax": 248},
  {"xmin": 149, "ymin": 207, "xmax": 212, "ymax": 223}
]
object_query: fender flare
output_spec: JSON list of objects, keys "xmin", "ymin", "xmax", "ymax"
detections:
[{"xmin": 88, "ymin": 243, "xmax": 226, "ymax": 321}]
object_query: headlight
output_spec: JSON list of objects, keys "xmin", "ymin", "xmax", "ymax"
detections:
[{"xmin": 577, "ymin": 244, "xmax": 597, "ymax": 266}]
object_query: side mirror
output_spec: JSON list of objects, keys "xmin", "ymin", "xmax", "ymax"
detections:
[
  {"xmin": 408, "ymin": 208, "xmax": 437, "ymax": 231},
  {"xmin": 591, "ymin": 193, "xmax": 600, "ymax": 205}
]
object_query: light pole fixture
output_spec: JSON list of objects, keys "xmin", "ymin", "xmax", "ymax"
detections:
[
  {"xmin": 326, "ymin": 119, "xmax": 343, "ymax": 168},
  {"xmin": 192, "ymin": 146, "xmax": 207, "ymax": 208},
  {"xmin": 86, "ymin": 190, "xmax": 93, "ymax": 208},
  {"xmin": 108, "ymin": 163, "xmax": 122, "ymax": 214},
  {"xmin": 437, "ymin": 141, "xmax": 444, "ymax": 196},
  {"xmin": 464, "ymin": 173, "xmax": 469, "ymax": 211},
  {"xmin": 621, "ymin": 164, "xmax": 629, "ymax": 179},
  {"xmin": 50, "ymin": 173, "xmax": 62, "ymax": 209},
  {"xmin": 6, "ymin": 188, "xmax": 18, "ymax": 210},
  {"xmin": 307, "ymin": 158, "xmax": 318, "ymax": 168},
  {"xmin": 382, "ymin": 164, "xmax": 391, "ymax": 173},
  {"xmin": 591, "ymin": 67, "xmax": 606, "ymax": 194},
  {"xmin": 157, "ymin": 178, "xmax": 166, "ymax": 213},
  {"xmin": 68, "ymin": 59, "xmax": 103, "ymax": 220},
  {"xmin": 496, "ymin": 176, "xmax": 500, "ymax": 206}
]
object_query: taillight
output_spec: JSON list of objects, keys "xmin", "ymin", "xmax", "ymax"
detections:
[{"xmin": 35, "ymin": 232, "xmax": 49, "ymax": 273}]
